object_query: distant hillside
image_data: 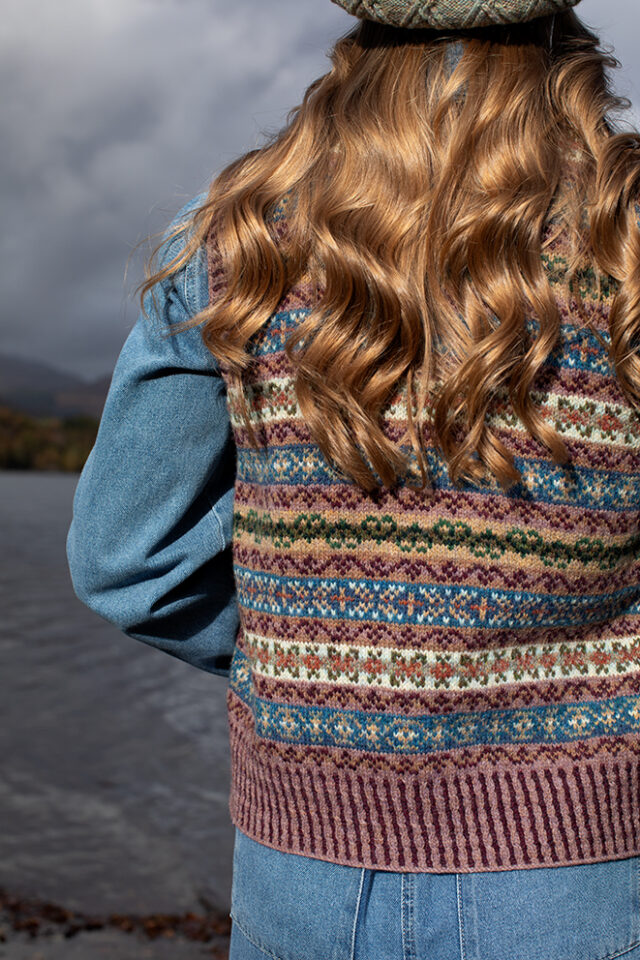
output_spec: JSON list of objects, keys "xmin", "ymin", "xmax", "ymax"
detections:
[
  {"xmin": 0, "ymin": 353, "xmax": 110, "ymax": 418},
  {"xmin": 0, "ymin": 405, "xmax": 98, "ymax": 472}
]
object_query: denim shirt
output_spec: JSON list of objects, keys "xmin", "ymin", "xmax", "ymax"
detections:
[{"xmin": 66, "ymin": 192, "xmax": 239, "ymax": 678}]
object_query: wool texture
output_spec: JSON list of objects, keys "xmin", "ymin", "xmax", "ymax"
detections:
[
  {"xmin": 330, "ymin": 0, "xmax": 582, "ymax": 29},
  {"xmin": 207, "ymin": 177, "xmax": 640, "ymax": 873}
]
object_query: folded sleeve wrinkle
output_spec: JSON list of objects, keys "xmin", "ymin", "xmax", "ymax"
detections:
[{"xmin": 66, "ymin": 194, "xmax": 239, "ymax": 677}]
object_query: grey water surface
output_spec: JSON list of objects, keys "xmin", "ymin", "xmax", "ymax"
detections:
[{"xmin": 0, "ymin": 470, "xmax": 234, "ymax": 920}]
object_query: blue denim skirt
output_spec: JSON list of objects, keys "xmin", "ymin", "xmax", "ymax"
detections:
[{"xmin": 229, "ymin": 825, "xmax": 640, "ymax": 960}]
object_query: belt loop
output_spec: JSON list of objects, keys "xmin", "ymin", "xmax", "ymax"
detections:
[
  {"xmin": 456, "ymin": 873, "xmax": 467, "ymax": 960},
  {"xmin": 349, "ymin": 867, "xmax": 367, "ymax": 960},
  {"xmin": 401, "ymin": 873, "xmax": 417, "ymax": 960}
]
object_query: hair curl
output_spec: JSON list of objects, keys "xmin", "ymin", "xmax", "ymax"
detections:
[{"xmin": 138, "ymin": 10, "xmax": 640, "ymax": 494}]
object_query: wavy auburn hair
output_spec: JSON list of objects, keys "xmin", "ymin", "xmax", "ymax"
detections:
[{"xmin": 139, "ymin": 9, "xmax": 640, "ymax": 494}]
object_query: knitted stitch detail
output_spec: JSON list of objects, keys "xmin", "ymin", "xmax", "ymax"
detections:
[
  {"xmin": 330, "ymin": 0, "xmax": 583, "ymax": 30},
  {"xmin": 241, "ymin": 631, "xmax": 640, "ymax": 690},
  {"xmin": 208, "ymin": 189, "xmax": 640, "ymax": 872},
  {"xmin": 227, "ymin": 689, "xmax": 640, "ymax": 872}
]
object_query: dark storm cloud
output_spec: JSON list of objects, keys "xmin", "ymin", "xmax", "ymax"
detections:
[{"xmin": 1, "ymin": 0, "xmax": 637, "ymax": 380}]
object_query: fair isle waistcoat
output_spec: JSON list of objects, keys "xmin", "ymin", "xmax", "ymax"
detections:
[{"xmin": 207, "ymin": 191, "xmax": 640, "ymax": 874}]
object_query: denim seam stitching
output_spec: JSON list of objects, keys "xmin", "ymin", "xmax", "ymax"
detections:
[
  {"xmin": 348, "ymin": 868, "xmax": 366, "ymax": 960},
  {"xmin": 205, "ymin": 493, "xmax": 226, "ymax": 551},
  {"xmin": 596, "ymin": 937, "xmax": 640, "ymax": 960},
  {"xmin": 405, "ymin": 874, "xmax": 417, "ymax": 960},
  {"xmin": 401, "ymin": 873, "xmax": 418, "ymax": 960},
  {"xmin": 411, "ymin": 874, "xmax": 418, "ymax": 960},
  {"xmin": 184, "ymin": 242, "xmax": 207, "ymax": 317},
  {"xmin": 456, "ymin": 874, "xmax": 467, "ymax": 960},
  {"xmin": 184, "ymin": 244, "xmax": 197, "ymax": 317},
  {"xmin": 451, "ymin": 871, "xmax": 640, "ymax": 960},
  {"xmin": 229, "ymin": 911, "xmax": 286, "ymax": 960},
  {"xmin": 401, "ymin": 873, "xmax": 407, "ymax": 960}
]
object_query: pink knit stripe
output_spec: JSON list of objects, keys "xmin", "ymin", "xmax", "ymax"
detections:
[
  {"xmin": 255, "ymin": 347, "xmax": 620, "ymax": 405},
  {"xmin": 234, "ymin": 541, "xmax": 640, "ymax": 597},
  {"xmin": 234, "ymin": 481, "xmax": 637, "ymax": 539},
  {"xmin": 227, "ymin": 690, "xmax": 640, "ymax": 873},
  {"xmin": 241, "ymin": 608, "xmax": 640, "ymax": 652},
  {"xmin": 231, "ymin": 418, "xmax": 639, "ymax": 472},
  {"xmin": 252, "ymin": 670, "xmax": 640, "ymax": 715}
]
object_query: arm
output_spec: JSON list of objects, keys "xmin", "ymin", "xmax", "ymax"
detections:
[{"xmin": 66, "ymin": 194, "xmax": 239, "ymax": 678}]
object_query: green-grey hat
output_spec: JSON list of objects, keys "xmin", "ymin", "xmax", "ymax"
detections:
[{"xmin": 330, "ymin": 0, "xmax": 582, "ymax": 29}]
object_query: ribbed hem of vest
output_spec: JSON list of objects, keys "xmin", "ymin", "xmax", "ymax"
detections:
[{"xmin": 227, "ymin": 689, "xmax": 640, "ymax": 873}]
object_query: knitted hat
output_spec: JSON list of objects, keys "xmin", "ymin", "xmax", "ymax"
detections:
[{"xmin": 330, "ymin": 0, "xmax": 582, "ymax": 29}]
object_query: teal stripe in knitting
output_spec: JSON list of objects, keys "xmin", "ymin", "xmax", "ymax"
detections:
[
  {"xmin": 237, "ymin": 445, "xmax": 640, "ymax": 510},
  {"xmin": 229, "ymin": 644, "xmax": 639, "ymax": 751},
  {"xmin": 252, "ymin": 309, "xmax": 614, "ymax": 377},
  {"xmin": 234, "ymin": 567, "xmax": 640, "ymax": 630}
]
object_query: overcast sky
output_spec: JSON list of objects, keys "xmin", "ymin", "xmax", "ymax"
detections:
[{"xmin": 2, "ymin": 0, "xmax": 639, "ymax": 381}]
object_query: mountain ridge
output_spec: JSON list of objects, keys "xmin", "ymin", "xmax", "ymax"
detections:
[{"xmin": 0, "ymin": 353, "xmax": 110, "ymax": 419}]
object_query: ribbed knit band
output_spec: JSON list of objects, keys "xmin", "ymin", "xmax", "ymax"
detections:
[
  {"xmin": 228, "ymin": 684, "xmax": 640, "ymax": 873},
  {"xmin": 330, "ymin": 0, "xmax": 582, "ymax": 29}
]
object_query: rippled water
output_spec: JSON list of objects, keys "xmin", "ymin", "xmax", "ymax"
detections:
[{"xmin": 0, "ymin": 470, "xmax": 234, "ymax": 916}]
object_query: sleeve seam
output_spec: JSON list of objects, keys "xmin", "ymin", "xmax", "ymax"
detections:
[
  {"xmin": 184, "ymin": 243, "xmax": 208, "ymax": 317},
  {"xmin": 205, "ymin": 495, "xmax": 227, "ymax": 553}
]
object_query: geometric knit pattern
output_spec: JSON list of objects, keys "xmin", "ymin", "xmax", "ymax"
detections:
[
  {"xmin": 207, "ymin": 181, "xmax": 640, "ymax": 873},
  {"xmin": 330, "ymin": 0, "xmax": 582, "ymax": 30}
]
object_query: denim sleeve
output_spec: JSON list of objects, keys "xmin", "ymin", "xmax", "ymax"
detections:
[{"xmin": 66, "ymin": 194, "xmax": 239, "ymax": 678}]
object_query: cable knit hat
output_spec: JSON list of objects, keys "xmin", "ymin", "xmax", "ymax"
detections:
[{"xmin": 330, "ymin": 0, "xmax": 582, "ymax": 29}]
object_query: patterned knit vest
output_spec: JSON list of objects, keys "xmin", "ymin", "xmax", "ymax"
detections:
[{"xmin": 206, "ymin": 187, "xmax": 640, "ymax": 874}]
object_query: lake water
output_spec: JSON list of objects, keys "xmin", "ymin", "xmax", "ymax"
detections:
[{"xmin": 0, "ymin": 470, "xmax": 234, "ymax": 918}]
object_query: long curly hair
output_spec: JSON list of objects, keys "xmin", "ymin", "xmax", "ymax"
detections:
[{"xmin": 138, "ymin": 9, "xmax": 640, "ymax": 494}]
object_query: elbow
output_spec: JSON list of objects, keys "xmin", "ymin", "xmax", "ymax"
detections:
[
  {"xmin": 66, "ymin": 521, "xmax": 103, "ymax": 610},
  {"xmin": 66, "ymin": 520, "xmax": 148, "ymax": 631}
]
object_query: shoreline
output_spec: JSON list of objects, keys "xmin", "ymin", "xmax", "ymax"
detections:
[{"xmin": 0, "ymin": 887, "xmax": 231, "ymax": 959}]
